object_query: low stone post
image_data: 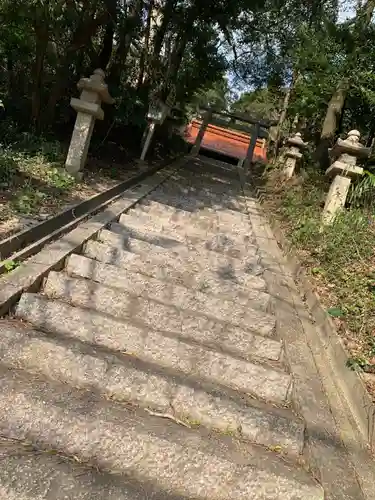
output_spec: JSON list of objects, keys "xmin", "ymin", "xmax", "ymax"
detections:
[
  {"xmin": 282, "ymin": 132, "xmax": 307, "ymax": 178},
  {"xmin": 65, "ymin": 69, "xmax": 114, "ymax": 179},
  {"xmin": 322, "ymin": 130, "xmax": 370, "ymax": 224}
]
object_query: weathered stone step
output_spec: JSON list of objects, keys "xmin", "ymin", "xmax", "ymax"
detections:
[
  {"xmin": 110, "ymin": 217, "xmax": 256, "ymax": 260},
  {"xmin": 0, "ymin": 367, "xmax": 323, "ymax": 499},
  {"xmin": 117, "ymin": 213, "xmax": 258, "ymax": 259},
  {"xmin": 43, "ymin": 272, "xmax": 278, "ymax": 358},
  {"xmin": 66, "ymin": 254, "xmax": 271, "ymax": 320},
  {"xmin": 0, "ymin": 436, "xmax": 154, "ymax": 500},
  {"xmin": 123, "ymin": 208, "xmax": 252, "ymax": 241},
  {"xmin": 84, "ymin": 241, "xmax": 267, "ymax": 300},
  {"xmin": 150, "ymin": 189, "xmax": 245, "ymax": 214},
  {"xmin": 150, "ymin": 176, "xmax": 246, "ymax": 213},
  {"xmin": 132, "ymin": 204, "xmax": 251, "ymax": 232},
  {"xmin": 140, "ymin": 196, "xmax": 249, "ymax": 220},
  {"xmin": 99, "ymin": 224, "xmax": 257, "ymax": 263},
  {"xmin": 16, "ymin": 293, "xmax": 292, "ymax": 404},
  {"xmin": 140, "ymin": 199, "xmax": 250, "ymax": 224},
  {"xmin": 0, "ymin": 322, "xmax": 303, "ymax": 456},
  {"xmin": 97, "ymin": 228, "xmax": 260, "ymax": 276}
]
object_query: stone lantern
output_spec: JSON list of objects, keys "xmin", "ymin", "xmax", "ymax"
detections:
[
  {"xmin": 282, "ymin": 132, "xmax": 307, "ymax": 178},
  {"xmin": 322, "ymin": 130, "xmax": 370, "ymax": 224},
  {"xmin": 65, "ymin": 69, "xmax": 114, "ymax": 179},
  {"xmin": 140, "ymin": 99, "xmax": 172, "ymax": 161}
]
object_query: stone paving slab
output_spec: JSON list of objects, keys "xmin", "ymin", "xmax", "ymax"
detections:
[
  {"xmin": 0, "ymin": 322, "xmax": 302, "ymax": 455},
  {"xmin": 133, "ymin": 203, "xmax": 252, "ymax": 231},
  {"xmin": 0, "ymin": 436, "xmax": 165, "ymax": 500},
  {"xmin": 148, "ymin": 178, "xmax": 247, "ymax": 212},
  {"xmin": 84, "ymin": 240, "xmax": 268, "ymax": 299},
  {"xmin": 66, "ymin": 254, "xmax": 271, "ymax": 319},
  {"xmin": 15, "ymin": 293, "xmax": 292, "ymax": 404},
  {"xmin": 116, "ymin": 214, "xmax": 258, "ymax": 258},
  {"xmin": 124, "ymin": 209, "xmax": 253, "ymax": 239},
  {"xmin": 0, "ymin": 366, "xmax": 323, "ymax": 500},
  {"xmin": 98, "ymin": 228, "xmax": 259, "ymax": 274},
  {"xmin": 43, "ymin": 271, "xmax": 278, "ymax": 355},
  {"xmin": 110, "ymin": 218, "xmax": 257, "ymax": 260},
  {"xmin": 140, "ymin": 199, "xmax": 251, "ymax": 224}
]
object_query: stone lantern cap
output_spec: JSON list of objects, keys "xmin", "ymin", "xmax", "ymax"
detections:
[
  {"xmin": 284, "ymin": 132, "xmax": 307, "ymax": 160},
  {"xmin": 329, "ymin": 130, "xmax": 370, "ymax": 161},
  {"xmin": 77, "ymin": 69, "xmax": 114, "ymax": 105},
  {"xmin": 286, "ymin": 132, "xmax": 308, "ymax": 149},
  {"xmin": 326, "ymin": 130, "xmax": 370, "ymax": 179}
]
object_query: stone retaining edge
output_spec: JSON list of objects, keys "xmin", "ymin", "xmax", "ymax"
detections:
[
  {"xmin": 262, "ymin": 198, "xmax": 375, "ymax": 452},
  {"xmin": 0, "ymin": 157, "xmax": 187, "ymax": 316},
  {"xmin": 252, "ymin": 181, "xmax": 375, "ymax": 448},
  {"xmin": 239, "ymin": 178, "xmax": 375, "ymax": 500},
  {"xmin": 243, "ymin": 180, "xmax": 375, "ymax": 498}
]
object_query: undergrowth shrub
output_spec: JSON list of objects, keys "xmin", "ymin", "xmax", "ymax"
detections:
[{"xmin": 267, "ymin": 168, "xmax": 375, "ymax": 373}]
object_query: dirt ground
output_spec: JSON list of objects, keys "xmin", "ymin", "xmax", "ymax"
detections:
[{"xmin": 0, "ymin": 156, "xmax": 142, "ymax": 242}]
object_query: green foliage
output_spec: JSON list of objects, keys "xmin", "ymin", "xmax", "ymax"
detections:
[
  {"xmin": 12, "ymin": 188, "xmax": 47, "ymax": 215},
  {"xmin": 0, "ymin": 259, "xmax": 20, "ymax": 272},
  {"xmin": 190, "ymin": 78, "xmax": 232, "ymax": 113},
  {"xmin": 327, "ymin": 307, "xmax": 345, "ymax": 318},
  {"xmin": 348, "ymin": 170, "xmax": 375, "ymax": 209},
  {"xmin": 272, "ymin": 168, "xmax": 375, "ymax": 371},
  {"xmin": 0, "ymin": 150, "xmax": 19, "ymax": 185},
  {"xmin": 0, "ymin": 133, "xmax": 76, "ymax": 223},
  {"xmin": 231, "ymin": 88, "xmax": 282, "ymax": 120}
]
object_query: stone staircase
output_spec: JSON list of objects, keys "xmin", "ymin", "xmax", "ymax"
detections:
[{"xmin": 0, "ymin": 159, "xmax": 330, "ymax": 498}]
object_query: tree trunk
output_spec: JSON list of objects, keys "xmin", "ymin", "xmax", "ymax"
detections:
[
  {"xmin": 315, "ymin": 79, "xmax": 350, "ymax": 169},
  {"xmin": 137, "ymin": 0, "xmax": 153, "ymax": 89},
  {"xmin": 31, "ymin": 20, "xmax": 49, "ymax": 130},
  {"xmin": 98, "ymin": 25, "xmax": 114, "ymax": 70},
  {"xmin": 6, "ymin": 51, "xmax": 16, "ymax": 100},
  {"xmin": 95, "ymin": 0, "xmax": 117, "ymax": 70},
  {"xmin": 109, "ymin": 0, "xmax": 144, "ymax": 86},
  {"xmin": 272, "ymin": 71, "xmax": 299, "ymax": 158},
  {"xmin": 316, "ymin": 0, "xmax": 375, "ymax": 168},
  {"xmin": 43, "ymin": 10, "xmax": 109, "ymax": 128},
  {"xmin": 141, "ymin": 0, "xmax": 178, "ymax": 93},
  {"xmin": 152, "ymin": 0, "xmax": 177, "ymax": 59}
]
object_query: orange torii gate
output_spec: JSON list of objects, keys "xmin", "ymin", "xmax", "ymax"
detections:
[{"xmin": 185, "ymin": 107, "xmax": 276, "ymax": 170}]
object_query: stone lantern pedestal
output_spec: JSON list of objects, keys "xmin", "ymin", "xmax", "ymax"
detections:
[
  {"xmin": 65, "ymin": 69, "xmax": 114, "ymax": 179},
  {"xmin": 282, "ymin": 132, "xmax": 307, "ymax": 178},
  {"xmin": 322, "ymin": 130, "xmax": 370, "ymax": 224}
]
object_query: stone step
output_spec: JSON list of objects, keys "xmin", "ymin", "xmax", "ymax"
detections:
[
  {"xmin": 98, "ymin": 225, "xmax": 257, "ymax": 262},
  {"xmin": 0, "ymin": 435, "xmax": 153, "ymax": 500},
  {"xmin": 66, "ymin": 254, "xmax": 271, "ymax": 320},
  {"xmin": 140, "ymin": 199, "xmax": 250, "ymax": 224},
  {"xmin": 132, "ymin": 204, "xmax": 251, "ymax": 232},
  {"xmin": 0, "ymin": 367, "xmax": 322, "ymax": 500},
  {"xmin": 110, "ymin": 217, "xmax": 256, "ymax": 261},
  {"xmin": 15, "ymin": 293, "xmax": 292, "ymax": 405},
  {"xmin": 0, "ymin": 322, "xmax": 304, "ymax": 456},
  {"xmin": 43, "ymin": 272, "xmax": 278, "ymax": 358},
  {"xmin": 97, "ymin": 228, "xmax": 260, "ymax": 275},
  {"xmin": 118, "ymin": 212, "xmax": 257, "ymax": 250},
  {"xmin": 149, "ymin": 177, "xmax": 247, "ymax": 213},
  {"xmin": 84, "ymin": 240, "xmax": 267, "ymax": 300},
  {"xmin": 125, "ymin": 209, "xmax": 252, "ymax": 240}
]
